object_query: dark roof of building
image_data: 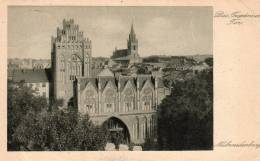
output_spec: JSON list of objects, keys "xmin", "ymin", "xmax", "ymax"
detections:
[
  {"xmin": 12, "ymin": 68, "xmax": 51, "ymax": 83},
  {"xmin": 113, "ymin": 55, "xmax": 131, "ymax": 61},
  {"xmin": 111, "ymin": 49, "xmax": 129, "ymax": 60}
]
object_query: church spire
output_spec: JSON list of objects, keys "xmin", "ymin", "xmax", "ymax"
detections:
[
  {"xmin": 129, "ymin": 22, "xmax": 136, "ymax": 41},
  {"xmin": 131, "ymin": 22, "xmax": 135, "ymax": 35}
]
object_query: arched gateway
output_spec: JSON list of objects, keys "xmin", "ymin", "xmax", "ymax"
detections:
[{"xmin": 103, "ymin": 117, "xmax": 130, "ymax": 144}]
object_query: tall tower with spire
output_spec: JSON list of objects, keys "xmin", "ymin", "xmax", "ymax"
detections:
[
  {"xmin": 127, "ymin": 23, "xmax": 138, "ymax": 56},
  {"xmin": 111, "ymin": 22, "xmax": 142, "ymax": 65}
]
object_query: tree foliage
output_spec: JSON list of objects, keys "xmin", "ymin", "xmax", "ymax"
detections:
[
  {"xmin": 12, "ymin": 110, "xmax": 109, "ymax": 151},
  {"xmin": 8, "ymin": 81, "xmax": 109, "ymax": 151},
  {"xmin": 205, "ymin": 57, "xmax": 213, "ymax": 67},
  {"xmin": 8, "ymin": 82, "xmax": 48, "ymax": 149},
  {"xmin": 157, "ymin": 69, "xmax": 213, "ymax": 150}
]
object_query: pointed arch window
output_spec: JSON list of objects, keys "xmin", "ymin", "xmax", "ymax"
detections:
[
  {"xmin": 123, "ymin": 87, "xmax": 134, "ymax": 112},
  {"xmin": 84, "ymin": 90, "xmax": 96, "ymax": 114},
  {"xmin": 142, "ymin": 88, "xmax": 153, "ymax": 111},
  {"xmin": 104, "ymin": 89, "xmax": 116, "ymax": 113},
  {"xmin": 59, "ymin": 55, "xmax": 65, "ymax": 82}
]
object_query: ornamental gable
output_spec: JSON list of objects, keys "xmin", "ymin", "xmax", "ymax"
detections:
[
  {"xmin": 102, "ymin": 82, "xmax": 117, "ymax": 103},
  {"xmin": 141, "ymin": 79, "xmax": 154, "ymax": 93},
  {"xmin": 79, "ymin": 78, "xmax": 97, "ymax": 91},
  {"xmin": 82, "ymin": 81, "xmax": 98, "ymax": 95},
  {"xmin": 102, "ymin": 80, "xmax": 117, "ymax": 95},
  {"xmin": 122, "ymin": 79, "xmax": 136, "ymax": 94},
  {"xmin": 121, "ymin": 82, "xmax": 135, "ymax": 102}
]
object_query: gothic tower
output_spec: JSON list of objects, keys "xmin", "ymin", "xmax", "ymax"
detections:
[
  {"xmin": 51, "ymin": 19, "xmax": 92, "ymax": 105},
  {"xmin": 127, "ymin": 23, "xmax": 138, "ymax": 56}
]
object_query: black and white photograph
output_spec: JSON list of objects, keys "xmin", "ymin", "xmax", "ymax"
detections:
[{"xmin": 7, "ymin": 6, "xmax": 213, "ymax": 151}]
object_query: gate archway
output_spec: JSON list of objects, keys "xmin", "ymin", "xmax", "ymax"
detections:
[{"xmin": 103, "ymin": 117, "xmax": 130, "ymax": 145}]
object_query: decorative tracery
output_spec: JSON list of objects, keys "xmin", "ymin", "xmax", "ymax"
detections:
[
  {"xmin": 142, "ymin": 88, "xmax": 153, "ymax": 111},
  {"xmin": 84, "ymin": 89, "xmax": 96, "ymax": 113},
  {"xmin": 123, "ymin": 88, "xmax": 135, "ymax": 112},
  {"xmin": 104, "ymin": 88, "xmax": 116, "ymax": 113}
]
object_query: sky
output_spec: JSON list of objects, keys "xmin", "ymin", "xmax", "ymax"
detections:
[{"xmin": 8, "ymin": 6, "xmax": 212, "ymax": 59}]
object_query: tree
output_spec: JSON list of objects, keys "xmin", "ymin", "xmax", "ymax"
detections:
[
  {"xmin": 8, "ymin": 81, "xmax": 109, "ymax": 151},
  {"xmin": 12, "ymin": 109, "xmax": 109, "ymax": 151},
  {"xmin": 205, "ymin": 57, "xmax": 213, "ymax": 67},
  {"xmin": 157, "ymin": 69, "xmax": 213, "ymax": 150},
  {"xmin": 8, "ymin": 81, "xmax": 48, "ymax": 150}
]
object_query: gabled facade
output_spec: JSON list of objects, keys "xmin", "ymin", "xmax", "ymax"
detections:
[{"xmin": 75, "ymin": 69, "xmax": 170, "ymax": 144}]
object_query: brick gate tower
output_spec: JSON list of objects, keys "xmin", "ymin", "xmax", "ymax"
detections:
[{"xmin": 51, "ymin": 19, "xmax": 92, "ymax": 105}]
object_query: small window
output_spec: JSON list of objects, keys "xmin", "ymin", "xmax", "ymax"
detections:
[
  {"xmin": 144, "ymin": 101, "xmax": 150, "ymax": 111},
  {"xmin": 86, "ymin": 104, "xmax": 95, "ymax": 113},
  {"xmin": 106, "ymin": 103, "xmax": 113, "ymax": 112},
  {"xmin": 86, "ymin": 104, "xmax": 93, "ymax": 110},
  {"xmin": 70, "ymin": 75, "xmax": 76, "ymax": 80},
  {"xmin": 42, "ymin": 83, "xmax": 46, "ymax": 87},
  {"xmin": 107, "ymin": 103, "xmax": 112, "ymax": 108},
  {"xmin": 125, "ymin": 102, "xmax": 132, "ymax": 112}
]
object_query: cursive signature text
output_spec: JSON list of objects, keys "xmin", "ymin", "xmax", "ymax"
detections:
[{"xmin": 214, "ymin": 11, "xmax": 260, "ymax": 25}]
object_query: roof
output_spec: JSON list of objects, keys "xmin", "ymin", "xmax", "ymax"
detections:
[
  {"xmin": 113, "ymin": 56, "xmax": 131, "ymax": 61},
  {"xmin": 111, "ymin": 49, "xmax": 128, "ymax": 59},
  {"xmin": 12, "ymin": 69, "xmax": 51, "ymax": 83},
  {"xmin": 91, "ymin": 68, "xmax": 103, "ymax": 77},
  {"xmin": 97, "ymin": 68, "xmax": 114, "ymax": 77}
]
